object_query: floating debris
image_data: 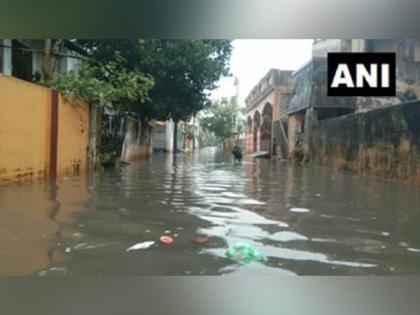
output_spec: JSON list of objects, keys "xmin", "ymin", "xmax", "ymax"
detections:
[
  {"xmin": 225, "ymin": 242, "xmax": 268, "ymax": 265},
  {"xmin": 270, "ymin": 231, "xmax": 308, "ymax": 242},
  {"xmin": 126, "ymin": 241, "xmax": 156, "ymax": 251},
  {"xmin": 73, "ymin": 242, "xmax": 107, "ymax": 250},
  {"xmin": 193, "ymin": 235, "xmax": 213, "ymax": 245},
  {"xmin": 160, "ymin": 236, "xmax": 173, "ymax": 245},
  {"xmin": 290, "ymin": 207, "xmax": 310, "ymax": 213},
  {"xmin": 407, "ymin": 247, "xmax": 420, "ymax": 253}
]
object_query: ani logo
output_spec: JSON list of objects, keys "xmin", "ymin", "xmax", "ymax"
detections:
[{"xmin": 327, "ymin": 52, "xmax": 396, "ymax": 97}]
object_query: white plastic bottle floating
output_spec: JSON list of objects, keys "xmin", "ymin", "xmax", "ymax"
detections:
[{"xmin": 126, "ymin": 241, "xmax": 156, "ymax": 251}]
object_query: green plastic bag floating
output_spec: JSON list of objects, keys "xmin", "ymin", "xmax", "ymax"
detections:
[{"xmin": 225, "ymin": 242, "xmax": 268, "ymax": 265}]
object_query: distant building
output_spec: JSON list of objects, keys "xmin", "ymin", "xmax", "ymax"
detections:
[
  {"xmin": 152, "ymin": 120, "xmax": 182, "ymax": 153},
  {"xmin": 244, "ymin": 69, "xmax": 293, "ymax": 157},
  {"xmin": 285, "ymin": 39, "xmax": 420, "ymax": 159},
  {"xmin": 0, "ymin": 39, "xmax": 82, "ymax": 82},
  {"xmin": 151, "ymin": 117, "xmax": 201, "ymax": 153}
]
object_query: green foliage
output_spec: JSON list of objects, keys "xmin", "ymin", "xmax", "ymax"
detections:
[
  {"xmin": 98, "ymin": 152, "xmax": 117, "ymax": 169},
  {"xmin": 44, "ymin": 54, "xmax": 154, "ymax": 113},
  {"xmin": 201, "ymin": 97, "xmax": 244, "ymax": 145},
  {"xmin": 74, "ymin": 40, "xmax": 232, "ymax": 121}
]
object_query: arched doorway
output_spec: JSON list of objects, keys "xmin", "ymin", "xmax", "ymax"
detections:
[
  {"xmin": 253, "ymin": 111, "xmax": 260, "ymax": 152},
  {"xmin": 260, "ymin": 103, "xmax": 273, "ymax": 152}
]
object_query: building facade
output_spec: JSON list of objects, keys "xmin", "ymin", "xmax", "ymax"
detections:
[
  {"xmin": 244, "ymin": 69, "xmax": 293, "ymax": 157},
  {"xmin": 0, "ymin": 39, "xmax": 81, "ymax": 82}
]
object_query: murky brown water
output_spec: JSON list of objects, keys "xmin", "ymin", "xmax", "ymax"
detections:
[{"xmin": 1, "ymin": 147, "xmax": 420, "ymax": 275}]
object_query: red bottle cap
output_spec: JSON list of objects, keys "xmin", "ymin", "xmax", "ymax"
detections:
[{"xmin": 160, "ymin": 236, "xmax": 173, "ymax": 244}]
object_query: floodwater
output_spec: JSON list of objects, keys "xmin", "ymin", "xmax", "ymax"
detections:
[{"xmin": 1, "ymin": 147, "xmax": 420, "ymax": 276}]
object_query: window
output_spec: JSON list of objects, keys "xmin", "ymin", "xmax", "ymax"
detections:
[{"xmin": 11, "ymin": 40, "xmax": 33, "ymax": 81}]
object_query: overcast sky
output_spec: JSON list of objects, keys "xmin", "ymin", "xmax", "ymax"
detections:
[{"xmin": 210, "ymin": 39, "xmax": 313, "ymax": 106}]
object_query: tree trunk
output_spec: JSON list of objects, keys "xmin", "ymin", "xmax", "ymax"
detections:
[
  {"xmin": 173, "ymin": 120, "xmax": 178, "ymax": 155},
  {"xmin": 42, "ymin": 39, "xmax": 63, "ymax": 81},
  {"xmin": 88, "ymin": 103, "xmax": 101, "ymax": 170},
  {"xmin": 183, "ymin": 121, "xmax": 187, "ymax": 150},
  {"xmin": 192, "ymin": 114, "xmax": 196, "ymax": 152}
]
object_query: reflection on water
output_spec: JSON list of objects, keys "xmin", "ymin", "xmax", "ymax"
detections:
[{"xmin": 1, "ymin": 147, "xmax": 420, "ymax": 275}]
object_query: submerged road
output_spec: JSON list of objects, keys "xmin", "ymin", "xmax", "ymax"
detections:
[{"xmin": 1, "ymin": 147, "xmax": 420, "ymax": 275}]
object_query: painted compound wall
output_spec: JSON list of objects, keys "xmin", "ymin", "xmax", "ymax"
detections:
[
  {"xmin": 0, "ymin": 75, "xmax": 90, "ymax": 184},
  {"xmin": 57, "ymin": 94, "xmax": 89, "ymax": 176}
]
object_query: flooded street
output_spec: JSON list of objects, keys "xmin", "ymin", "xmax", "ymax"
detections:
[{"xmin": 1, "ymin": 147, "xmax": 420, "ymax": 276}]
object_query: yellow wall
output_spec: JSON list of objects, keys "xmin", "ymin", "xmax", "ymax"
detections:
[
  {"xmin": 0, "ymin": 75, "xmax": 51, "ymax": 183},
  {"xmin": 0, "ymin": 74, "xmax": 90, "ymax": 184},
  {"xmin": 57, "ymin": 94, "xmax": 89, "ymax": 175}
]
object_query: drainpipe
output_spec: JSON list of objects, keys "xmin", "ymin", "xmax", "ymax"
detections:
[{"xmin": 49, "ymin": 91, "xmax": 59, "ymax": 179}]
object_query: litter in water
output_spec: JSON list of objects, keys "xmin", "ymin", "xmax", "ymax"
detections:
[
  {"xmin": 289, "ymin": 207, "xmax": 310, "ymax": 213},
  {"xmin": 126, "ymin": 241, "xmax": 156, "ymax": 251},
  {"xmin": 160, "ymin": 236, "xmax": 173, "ymax": 244},
  {"xmin": 225, "ymin": 242, "xmax": 268, "ymax": 265},
  {"xmin": 193, "ymin": 235, "xmax": 213, "ymax": 245}
]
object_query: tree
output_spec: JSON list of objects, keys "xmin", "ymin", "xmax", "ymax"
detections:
[
  {"xmin": 45, "ymin": 54, "xmax": 153, "ymax": 112},
  {"xmin": 201, "ymin": 97, "xmax": 244, "ymax": 149},
  {"xmin": 42, "ymin": 39, "xmax": 64, "ymax": 81},
  {"xmin": 138, "ymin": 40, "xmax": 232, "ymax": 153},
  {"xmin": 74, "ymin": 40, "xmax": 232, "ymax": 153},
  {"xmin": 44, "ymin": 39, "xmax": 232, "ymax": 159}
]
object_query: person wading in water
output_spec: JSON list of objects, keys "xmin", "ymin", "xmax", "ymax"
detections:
[{"xmin": 231, "ymin": 145, "xmax": 243, "ymax": 162}]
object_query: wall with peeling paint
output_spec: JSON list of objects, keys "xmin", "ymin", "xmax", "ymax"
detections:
[
  {"xmin": 57, "ymin": 94, "xmax": 89, "ymax": 176},
  {"xmin": 0, "ymin": 75, "xmax": 90, "ymax": 184},
  {"xmin": 308, "ymin": 100, "xmax": 420, "ymax": 185}
]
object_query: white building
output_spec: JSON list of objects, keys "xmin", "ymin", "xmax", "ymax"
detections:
[
  {"xmin": 151, "ymin": 116, "xmax": 202, "ymax": 153},
  {"xmin": 0, "ymin": 39, "xmax": 81, "ymax": 81},
  {"xmin": 152, "ymin": 119, "xmax": 184, "ymax": 153}
]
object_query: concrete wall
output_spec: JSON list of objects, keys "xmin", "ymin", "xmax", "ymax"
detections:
[
  {"xmin": 0, "ymin": 75, "xmax": 51, "ymax": 182},
  {"xmin": 308, "ymin": 100, "xmax": 420, "ymax": 185},
  {"xmin": 0, "ymin": 75, "xmax": 90, "ymax": 184},
  {"xmin": 57, "ymin": 94, "xmax": 89, "ymax": 175},
  {"xmin": 121, "ymin": 119, "xmax": 153, "ymax": 160},
  {"xmin": 287, "ymin": 112, "xmax": 305, "ymax": 156}
]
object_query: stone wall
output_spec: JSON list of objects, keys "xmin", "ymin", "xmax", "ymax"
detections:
[{"xmin": 307, "ymin": 100, "xmax": 420, "ymax": 185}]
